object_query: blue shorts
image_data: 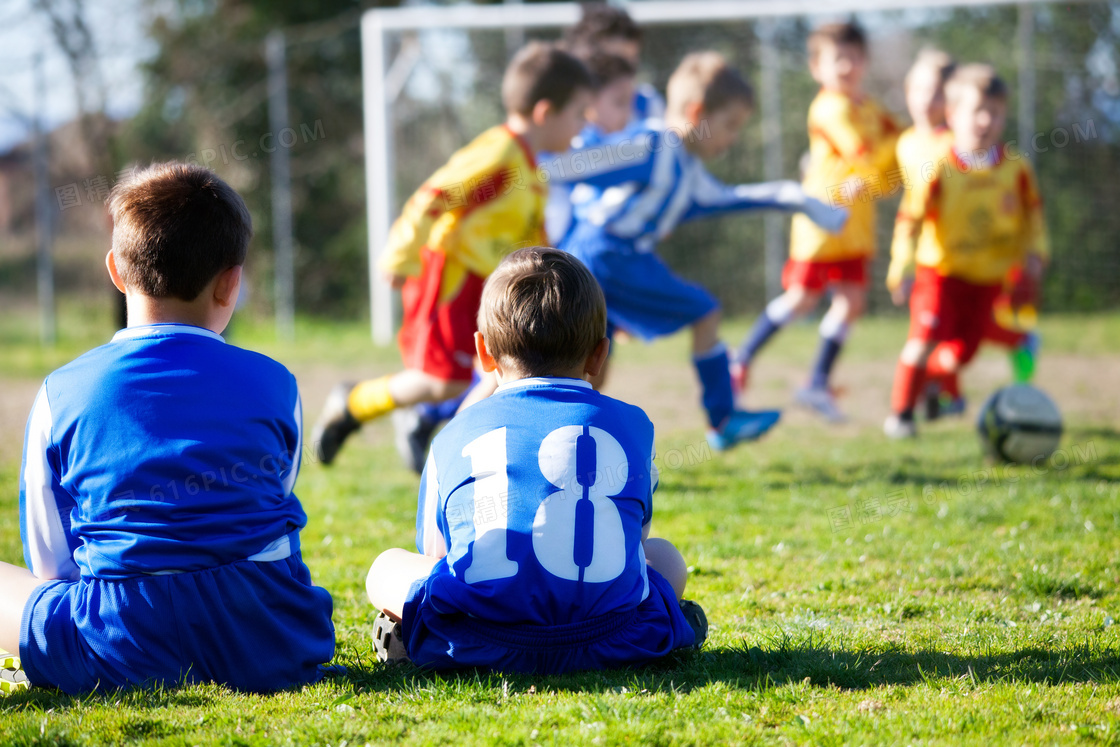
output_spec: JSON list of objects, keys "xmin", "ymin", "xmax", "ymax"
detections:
[
  {"xmin": 563, "ymin": 226, "xmax": 718, "ymax": 341},
  {"xmin": 21, "ymin": 555, "xmax": 335, "ymax": 694},
  {"xmin": 401, "ymin": 568, "xmax": 695, "ymax": 674}
]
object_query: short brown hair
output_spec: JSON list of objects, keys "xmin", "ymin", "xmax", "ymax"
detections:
[
  {"xmin": 579, "ymin": 51, "xmax": 637, "ymax": 90},
  {"xmin": 478, "ymin": 247, "xmax": 606, "ymax": 377},
  {"xmin": 905, "ymin": 48, "xmax": 956, "ymax": 90},
  {"xmin": 109, "ymin": 162, "xmax": 251, "ymax": 301},
  {"xmin": 502, "ymin": 42, "xmax": 594, "ymax": 116},
  {"xmin": 666, "ymin": 51, "xmax": 754, "ymax": 117},
  {"xmin": 945, "ymin": 63, "xmax": 1009, "ymax": 107},
  {"xmin": 564, "ymin": 4, "xmax": 642, "ymax": 53},
  {"xmin": 808, "ymin": 22, "xmax": 867, "ymax": 62}
]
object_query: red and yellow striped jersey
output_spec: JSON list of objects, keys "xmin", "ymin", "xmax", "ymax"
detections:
[
  {"xmin": 379, "ymin": 125, "xmax": 546, "ymax": 300},
  {"xmin": 789, "ymin": 89, "xmax": 900, "ymax": 262},
  {"xmin": 888, "ymin": 148, "xmax": 1049, "ymax": 288}
]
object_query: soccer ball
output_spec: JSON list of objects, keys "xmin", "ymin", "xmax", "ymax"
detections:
[
  {"xmin": 977, "ymin": 384, "xmax": 1062, "ymax": 463},
  {"xmin": 0, "ymin": 666, "xmax": 28, "ymax": 693}
]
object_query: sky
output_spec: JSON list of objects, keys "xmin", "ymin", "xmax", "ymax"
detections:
[{"xmin": 0, "ymin": 0, "xmax": 153, "ymax": 153}]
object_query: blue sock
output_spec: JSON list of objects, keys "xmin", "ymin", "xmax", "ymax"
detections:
[
  {"xmin": 737, "ymin": 297, "xmax": 794, "ymax": 363},
  {"xmin": 810, "ymin": 336, "xmax": 844, "ymax": 389},
  {"xmin": 694, "ymin": 343, "xmax": 734, "ymax": 429},
  {"xmin": 418, "ymin": 371, "xmax": 481, "ymax": 422}
]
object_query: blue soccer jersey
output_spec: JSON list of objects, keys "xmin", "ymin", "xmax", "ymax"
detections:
[
  {"xmin": 19, "ymin": 324, "xmax": 308, "ymax": 579},
  {"xmin": 16, "ymin": 323, "xmax": 334, "ymax": 693},
  {"xmin": 414, "ymin": 377, "xmax": 658, "ymax": 627}
]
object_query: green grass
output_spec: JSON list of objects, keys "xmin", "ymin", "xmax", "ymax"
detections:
[{"xmin": 0, "ymin": 308, "xmax": 1118, "ymax": 745}]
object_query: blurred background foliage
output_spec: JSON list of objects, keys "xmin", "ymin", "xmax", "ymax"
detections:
[{"xmin": 4, "ymin": 0, "xmax": 1119, "ymax": 325}]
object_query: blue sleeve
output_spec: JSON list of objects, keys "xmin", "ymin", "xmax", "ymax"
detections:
[
  {"xmin": 681, "ymin": 169, "xmax": 810, "ymax": 223},
  {"xmin": 539, "ymin": 130, "xmax": 660, "ymax": 188},
  {"xmin": 19, "ymin": 383, "xmax": 80, "ymax": 579}
]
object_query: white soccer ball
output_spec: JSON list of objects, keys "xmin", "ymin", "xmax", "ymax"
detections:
[{"xmin": 977, "ymin": 384, "xmax": 1062, "ymax": 463}]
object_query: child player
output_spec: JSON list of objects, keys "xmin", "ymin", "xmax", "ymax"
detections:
[
  {"xmin": 552, "ymin": 51, "xmax": 847, "ymax": 451},
  {"xmin": 884, "ymin": 64, "xmax": 1049, "ymax": 439},
  {"xmin": 365, "ymin": 247, "xmax": 705, "ymax": 672},
  {"xmin": 562, "ymin": 3, "xmax": 664, "ymax": 124},
  {"xmin": 545, "ymin": 51, "xmax": 639, "ymax": 245},
  {"xmin": 895, "ymin": 50, "xmax": 1041, "ymax": 419},
  {"xmin": 3, "ymin": 163, "xmax": 335, "ymax": 693},
  {"xmin": 311, "ymin": 43, "xmax": 594, "ymax": 466},
  {"xmin": 733, "ymin": 22, "xmax": 899, "ymax": 423},
  {"xmin": 395, "ymin": 52, "xmax": 639, "ymax": 477}
]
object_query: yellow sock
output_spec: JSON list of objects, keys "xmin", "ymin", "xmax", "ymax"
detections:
[{"xmin": 347, "ymin": 375, "xmax": 397, "ymax": 422}]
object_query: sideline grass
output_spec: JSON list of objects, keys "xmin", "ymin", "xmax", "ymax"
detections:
[{"xmin": 0, "ymin": 309, "xmax": 1117, "ymax": 745}]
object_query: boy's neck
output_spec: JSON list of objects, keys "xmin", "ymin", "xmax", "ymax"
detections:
[
  {"xmin": 124, "ymin": 292, "xmax": 224, "ymax": 334},
  {"xmin": 505, "ymin": 114, "xmax": 543, "ymax": 154},
  {"xmin": 663, "ymin": 114, "xmax": 703, "ymax": 156}
]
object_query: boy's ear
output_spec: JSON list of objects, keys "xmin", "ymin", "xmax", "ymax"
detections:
[
  {"xmin": 530, "ymin": 99, "xmax": 555, "ymax": 127},
  {"xmin": 683, "ymin": 100, "xmax": 706, "ymax": 128},
  {"xmin": 105, "ymin": 250, "xmax": 127, "ymax": 294},
  {"xmin": 474, "ymin": 331, "xmax": 499, "ymax": 373},
  {"xmin": 584, "ymin": 337, "xmax": 611, "ymax": 379},
  {"xmin": 212, "ymin": 265, "xmax": 242, "ymax": 308}
]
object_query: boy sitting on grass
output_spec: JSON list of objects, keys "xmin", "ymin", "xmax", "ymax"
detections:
[
  {"xmin": 2, "ymin": 162, "xmax": 335, "ymax": 693},
  {"xmin": 365, "ymin": 247, "xmax": 705, "ymax": 673}
]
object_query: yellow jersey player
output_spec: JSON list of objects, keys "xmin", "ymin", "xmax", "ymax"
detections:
[
  {"xmin": 734, "ymin": 22, "xmax": 899, "ymax": 423},
  {"xmin": 884, "ymin": 65, "xmax": 1049, "ymax": 439}
]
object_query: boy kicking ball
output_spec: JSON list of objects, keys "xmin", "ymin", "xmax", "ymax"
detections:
[
  {"xmin": 2, "ymin": 163, "xmax": 335, "ymax": 693},
  {"xmin": 553, "ymin": 51, "xmax": 847, "ymax": 450},
  {"xmin": 366, "ymin": 247, "xmax": 705, "ymax": 673}
]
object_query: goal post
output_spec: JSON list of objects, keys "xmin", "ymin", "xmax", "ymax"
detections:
[{"xmin": 360, "ymin": 0, "xmax": 1053, "ymax": 344}]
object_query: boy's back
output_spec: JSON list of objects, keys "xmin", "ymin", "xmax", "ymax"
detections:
[
  {"xmin": 26, "ymin": 324, "xmax": 304, "ymax": 579},
  {"xmin": 417, "ymin": 377, "xmax": 654, "ymax": 626}
]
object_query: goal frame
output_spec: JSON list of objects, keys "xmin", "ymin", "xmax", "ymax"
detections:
[{"xmin": 361, "ymin": 0, "xmax": 1049, "ymax": 344}]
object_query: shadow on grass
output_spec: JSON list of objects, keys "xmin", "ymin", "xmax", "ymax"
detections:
[{"xmin": 330, "ymin": 635, "xmax": 1120, "ymax": 694}]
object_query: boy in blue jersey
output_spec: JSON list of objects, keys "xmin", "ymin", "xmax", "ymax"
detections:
[
  {"xmin": 548, "ymin": 51, "xmax": 847, "ymax": 451},
  {"xmin": 1, "ymin": 162, "xmax": 334, "ymax": 693},
  {"xmin": 366, "ymin": 247, "xmax": 704, "ymax": 673}
]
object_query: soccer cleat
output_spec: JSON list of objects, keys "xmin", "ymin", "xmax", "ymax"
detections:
[
  {"xmin": 729, "ymin": 359, "xmax": 750, "ymax": 398},
  {"xmin": 1009, "ymin": 330, "xmax": 1040, "ymax": 383},
  {"xmin": 794, "ymin": 386, "xmax": 847, "ymax": 424},
  {"xmin": 883, "ymin": 414, "xmax": 917, "ymax": 440},
  {"xmin": 311, "ymin": 383, "xmax": 362, "ymax": 466},
  {"xmin": 679, "ymin": 599, "xmax": 708, "ymax": 649},
  {"xmin": 371, "ymin": 612, "xmax": 410, "ymax": 665},
  {"xmin": 0, "ymin": 652, "xmax": 28, "ymax": 694},
  {"xmin": 706, "ymin": 409, "xmax": 781, "ymax": 452},
  {"xmin": 939, "ymin": 395, "xmax": 967, "ymax": 417},
  {"xmin": 392, "ymin": 407, "xmax": 440, "ymax": 475}
]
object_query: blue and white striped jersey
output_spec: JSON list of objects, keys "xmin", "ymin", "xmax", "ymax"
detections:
[
  {"xmin": 18, "ymin": 324, "xmax": 307, "ymax": 580},
  {"xmin": 543, "ymin": 122, "xmax": 845, "ymax": 254},
  {"xmin": 414, "ymin": 377, "xmax": 659, "ymax": 626}
]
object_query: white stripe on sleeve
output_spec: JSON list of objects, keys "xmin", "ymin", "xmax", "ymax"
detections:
[
  {"xmin": 22, "ymin": 385, "xmax": 79, "ymax": 580},
  {"xmin": 284, "ymin": 388, "xmax": 303, "ymax": 497}
]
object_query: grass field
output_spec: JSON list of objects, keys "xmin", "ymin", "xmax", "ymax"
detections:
[{"xmin": 0, "ymin": 302, "xmax": 1118, "ymax": 745}]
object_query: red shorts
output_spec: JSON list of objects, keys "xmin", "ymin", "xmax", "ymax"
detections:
[
  {"xmin": 909, "ymin": 266, "xmax": 1002, "ymax": 366},
  {"xmin": 397, "ymin": 247, "xmax": 484, "ymax": 382},
  {"xmin": 782, "ymin": 257, "xmax": 868, "ymax": 291}
]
